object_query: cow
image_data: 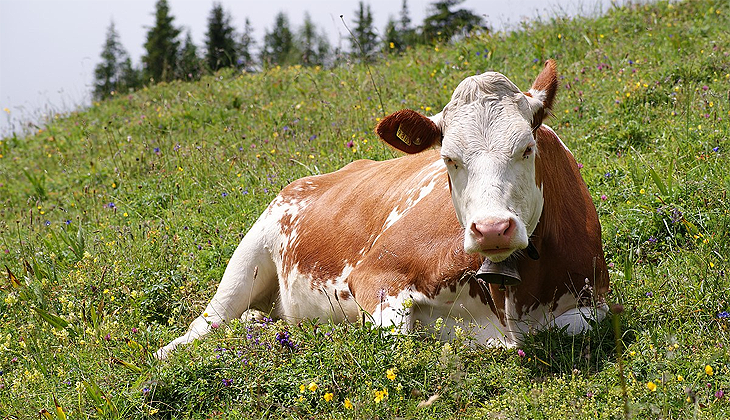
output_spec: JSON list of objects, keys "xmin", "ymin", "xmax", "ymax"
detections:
[{"xmin": 156, "ymin": 60, "xmax": 609, "ymax": 359}]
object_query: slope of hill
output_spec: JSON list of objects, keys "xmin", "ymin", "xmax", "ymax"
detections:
[{"xmin": 1, "ymin": 0, "xmax": 729, "ymax": 418}]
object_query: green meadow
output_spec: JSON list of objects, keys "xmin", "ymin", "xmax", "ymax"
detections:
[{"xmin": 1, "ymin": 0, "xmax": 729, "ymax": 418}]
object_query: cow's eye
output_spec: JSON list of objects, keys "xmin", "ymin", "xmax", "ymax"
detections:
[
  {"xmin": 523, "ymin": 146, "xmax": 534, "ymax": 159},
  {"xmin": 443, "ymin": 157, "xmax": 459, "ymax": 169}
]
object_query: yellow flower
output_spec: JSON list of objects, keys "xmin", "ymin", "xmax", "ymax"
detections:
[
  {"xmin": 344, "ymin": 398, "xmax": 353, "ymax": 409},
  {"xmin": 705, "ymin": 365, "xmax": 714, "ymax": 376},
  {"xmin": 386, "ymin": 368, "xmax": 396, "ymax": 381},
  {"xmin": 389, "ymin": 42, "xmax": 395, "ymax": 49},
  {"xmin": 677, "ymin": 375, "xmax": 684, "ymax": 382},
  {"xmin": 308, "ymin": 382, "xmax": 318, "ymax": 392},
  {"xmin": 646, "ymin": 381, "xmax": 657, "ymax": 392},
  {"xmin": 374, "ymin": 388, "xmax": 388, "ymax": 403},
  {"xmin": 299, "ymin": 384, "xmax": 306, "ymax": 393},
  {"xmin": 323, "ymin": 392, "xmax": 333, "ymax": 402}
]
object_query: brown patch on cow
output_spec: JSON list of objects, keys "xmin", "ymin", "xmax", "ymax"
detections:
[
  {"xmin": 339, "ymin": 289, "xmax": 351, "ymax": 301},
  {"xmin": 376, "ymin": 109, "xmax": 442, "ymax": 154},
  {"xmin": 512, "ymin": 125, "xmax": 609, "ymax": 317}
]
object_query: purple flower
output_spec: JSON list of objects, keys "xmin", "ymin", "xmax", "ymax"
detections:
[
  {"xmin": 276, "ymin": 330, "xmax": 296, "ymax": 349},
  {"xmin": 153, "ymin": 147, "xmax": 160, "ymax": 154},
  {"xmin": 718, "ymin": 311, "xmax": 729, "ymax": 319},
  {"xmin": 586, "ymin": 391, "xmax": 594, "ymax": 398},
  {"xmin": 221, "ymin": 192, "xmax": 228, "ymax": 198},
  {"xmin": 517, "ymin": 349, "xmax": 526, "ymax": 358},
  {"xmin": 646, "ymin": 292, "xmax": 653, "ymax": 297},
  {"xmin": 712, "ymin": 146, "xmax": 720, "ymax": 152},
  {"xmin": 309, "ymin": 135, "xmax": 317, "ymax": 141},
  {"xmin": 716, "ymin": 389, "xmax": 724, "ymax": 399},
  {"xmin": 346, "ymin": 140, "xmax": 354, "ymax": 148},
  {"xmin": 107, "ymin": 202, "xmax": 116, "ymax": 209},
  {"xmin": 142, "ymin": 387, "xmax": 151, "ymax": 395},
  {"xmin": 131, "ymin": 327, "xmax": 138, "ymax": 333},
  {"xmin": 222, "ymin": 378, "xmax": 233, "ymax": 387},
  {"xmin": 45, "ymin": 221, "xmax": 51, "ymax": 226}
]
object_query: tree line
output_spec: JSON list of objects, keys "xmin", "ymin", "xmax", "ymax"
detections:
[{"xmin": 93, "ymin": 0, "xmax": 485, "ymax": 101}]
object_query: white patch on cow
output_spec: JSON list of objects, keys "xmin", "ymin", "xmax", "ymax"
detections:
[
  {"xmin": 502, "ymin": 291, "xmax": 608, "ymax": 344},
  {"xmin": 371, "ymin": 282, "xmax": 510, "ymax": 346},
  {"xmin": 278, "ymin": 263, "xmax": 359, "ymax": 324},
  {"xmin": 377, "ymin": 159, "xmax": 445, "ymax": 241}
]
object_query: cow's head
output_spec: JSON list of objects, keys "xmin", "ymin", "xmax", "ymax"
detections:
[{"xmin": 376, "ymin": 60, "xmax": 558, "ymax": 262}]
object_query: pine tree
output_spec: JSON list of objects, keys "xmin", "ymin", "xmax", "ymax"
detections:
[
  {"xmin": 350, "ymin": 1, "xmax": 378, "ymax": 60},
  {"xmin": 261, "ymin": 12, "xmax": 298, "ymax": 67},
  {"xmin": 238, "ymin": 18, "xmax": 256, "ymax": 71},
  {"xmin": 384, "ymin": 0, "xmax": 415, "ymax": 53},
  {"xmin": 421, "ymin": 0, "xmax": 485, "ymax": 43},
  {"xmin": 93, "ymin": 21, "xmax": 139, "ymax": 100},
  {"xmin": 178, "ymin": 30, "xmax": 203, "ymax": 80},
  {"xmin": 205, "ymin": 2, "xmax": 238, "ymax": 71},
  {"xmin": 142, "ymin": 0, "xmax": 181, "ymax": 83},
  {"xmin": 297, "ymin": 12, "xmax": 330, "ymax": 66}
]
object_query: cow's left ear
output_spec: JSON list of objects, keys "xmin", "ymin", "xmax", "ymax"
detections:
[
  {"xmin": 376, "ymin": 109, "xmax": 442, "ymax": 154},
  {"xmin": 524, "ymin": 59, "xmax": 558, "ymax": 132}
]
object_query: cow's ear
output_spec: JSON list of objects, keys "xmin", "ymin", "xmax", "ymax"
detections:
[
  {"xmin": 376, "ymin": 109, "xmax": 442, "ymax": 154},
  {"xmin": 525, "ymin": 59, "xmax": 558, "ymax": 132}
]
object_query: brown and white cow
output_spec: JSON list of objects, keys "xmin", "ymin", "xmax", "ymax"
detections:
[{"xmin": 156, "ymin": 60, "xmax": 609, "ymax": 359}]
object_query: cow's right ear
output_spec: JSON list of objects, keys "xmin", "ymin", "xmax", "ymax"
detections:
[{"xmin": 375, "ymin": 109, "xmax": 442, "ymax": 154}]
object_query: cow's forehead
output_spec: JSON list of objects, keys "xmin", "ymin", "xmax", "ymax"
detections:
[{"xmin": 441, "ymin": 89, "xmax": 534, "ymax": 156}]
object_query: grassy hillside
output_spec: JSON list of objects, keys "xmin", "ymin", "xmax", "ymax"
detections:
[{"xmin": 1, "ymin": 0, "xmax": 729, "ymax": 418}]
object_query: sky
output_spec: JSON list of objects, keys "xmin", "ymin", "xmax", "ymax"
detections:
[{"xmin": 0, "ymin": 0, "xmax": 619, "ymax": 136}]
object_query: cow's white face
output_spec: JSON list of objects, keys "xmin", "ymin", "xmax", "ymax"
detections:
[
  {"xmin": 435, "ymin": 73, "xmax": 546, "ymax": 261},
  {"xmin": 376, "ymin": 61, "xmax": 558, "ymax": 263}
]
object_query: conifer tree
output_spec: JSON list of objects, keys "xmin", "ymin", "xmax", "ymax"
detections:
[
  {"xmin": 350, "ymin": 1, "xmax": 378, "ymax": 60},
  {"xmin": 142, "ymin": 0, "xmax": 181, "ymax": 83},
  {"xmin": 261, "ymin": 12, "xmax": 298, "ymax": 67},
  {"xmin": 238, "ymin": 18, "xmax": 256, "ymax": 71},
  {"xmin": 178, "ymin": 30, "xmax": 203, "ymax": 80},
  {"xmin": 205, "ymin": 2, "xmax": 238, "ymax": 71},
  {"xmin": 93, "ymin": 21, "xmax": 139, "ymax": 100},
  {"xmin": 297, "ymin": 12, "xmax": 330, "ymax": 66},
  {"xmin": 421, "ymin": 0, "xmax": 484, "ymax": 43}
]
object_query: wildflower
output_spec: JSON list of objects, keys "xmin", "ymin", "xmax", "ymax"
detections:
[
  {"xmin": 719, "ymin": 311, "xmax": 730, "ymax": 319},
  {"xmin": 374, "ymin": 388, "xmax": 388, "ymax": 403},
  {"xmin": 716, "ymin": 390, "xmax": 725, "ymax": 399},
  {"xmin": 646, "ymin": 292, "xmax": 653, "ymax": 297},
  {"xmin": 299, "ymin": 384, "xmax": 306, "ymax": 393},
  {"xmin": 713, "ymin": 146, "xmax": 720, "ymax": 152},
  {"xmin": 586, "ymin": 391, "xmax": 594, "ymax": 398},
  {"xmin": 153, "ymin": 147, "xmax": 160, "ymax": 154},
  {"xmin": 344, "ymin": 398, "xmax": 353, "ymax": 409},
  {"xmin": 600, "ymin": 194, "xmax": 607, "ymax": 200},
  {"xmin": 276, "ymin": 331, "xmax": 296, "ymax": 349},
  {"xmin": 518, "ymin": 349, "xmax": 526, "ymax": 358},
  {"xmin": 308, "ymin": 382, "xmax": 318, "ymax": 392},
  {"xmin": 211, "ymin": 322, "xmax": 220, "ymax": 329},
  {"xmin": 705, "ymin": 365, "xmax": 714, "ymax": 376},
  {"xmin": 677, "ymin": 375, "xmax": 684, "ymax": 381},
  {"xmin": 222, "ymin": 378, "xmax": 233, "ymax": 387},
  {"xmin": 646, "ymin": 381, "xmax": 657, "ymax": 392},
  {"xmin": 346, "ymin": 140, "xmax": 354, "ymax": 148},
  {"xmin": 323, "ymin": 392, "xmax": 333, "ymax": 402},
  {"xmin": 131, "ymin": 327, "xmax": 138, "ymax": 334},
  {"xmin": 386, "ymin": 368, "xmax": 397, "ymax": 381}
]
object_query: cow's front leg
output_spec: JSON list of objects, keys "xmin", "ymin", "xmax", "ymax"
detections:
[{"xmin": 156, "ymin": 220, "xmax": 278, "ymax": 359}]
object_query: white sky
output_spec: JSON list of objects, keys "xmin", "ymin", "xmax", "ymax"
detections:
[{"xmin": 0, "ymin": 0, "xmax": 617, "ymax": 135}]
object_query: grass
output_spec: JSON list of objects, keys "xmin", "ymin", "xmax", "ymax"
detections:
[{"xmin": 1, "ymin": 0, "xmax": 729, "ymax": 418}]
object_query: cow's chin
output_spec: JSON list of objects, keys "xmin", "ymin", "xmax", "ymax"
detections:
[{"xmin": 478, "ymin": 248, "xmax": 515, "ymax": 263}]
